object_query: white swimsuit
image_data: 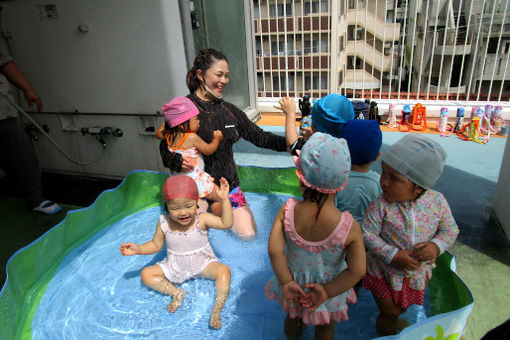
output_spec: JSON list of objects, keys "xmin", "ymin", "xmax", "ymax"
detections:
[{"xmin": 157, "ymin": 214, "xmax": 218, "ymax": 284}]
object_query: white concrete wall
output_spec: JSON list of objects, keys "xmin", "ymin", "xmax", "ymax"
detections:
[
  {"xmin": 2, "ymin": 0, "xmax": 188, "ymax": 114},
  {"xmin": 1, "ymin": 0, "xmax": 189, "ymax": 178},
  {"xmin": 493, "ymin": 137, "xmax": 510, "ymax": 242}
]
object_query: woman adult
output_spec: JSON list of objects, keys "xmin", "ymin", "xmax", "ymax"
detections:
[{"xmin": 159, "ymin": 49, "xmax": 287, "ymax": 239}]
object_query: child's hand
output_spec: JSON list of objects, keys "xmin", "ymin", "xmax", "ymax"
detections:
[
  {"xmin": 391, "ymin": 249, "xmax": 421, "ymax": 272},
  {"xmin": 216, "ymin": 177, "xmax": 230, "ymax": 200},
  {"xmin": 120, "ymin": 243, "xmax": 139, "ymax": 256},
  {"xmin": 413, "ymin": 242, "xmax": 440, "ymax": 264},
  {"xmin": 213, "ymin": 130, "xmax": 223, "ymax": 141},
  {"xmin": 301, "ymin": 127, "xmax": 313, "ymax": 141},
  {"xmin": 274, "ymin": 96, "xmax": 296, "ymax": 116},
  {"xmin": 281, "ymin": 280, "xmax": 306, "ymax": 313},
  {"xmin": 301, "ymin": 283, "xmax": 328, "ymax": 311}
]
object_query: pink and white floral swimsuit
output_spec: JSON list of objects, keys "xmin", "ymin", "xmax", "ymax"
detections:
[
  {"xmin": 167, "ymin": 133, "xmax": 215, "ymax": 198},
  {"xmin": 362, "ymin": 190, "xmax": 459, "ymax": 292},
  {"xmin": 265, "ymin": 198, "xmax": 357, "ymax": 325}
]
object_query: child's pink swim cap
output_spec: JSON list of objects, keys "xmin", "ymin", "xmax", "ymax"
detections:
[
  {"xmin": 162, "ymin": 175, "xmax": 199, "ymax": 202},
  {"xmin": 162, "ymin": 97, "xmax": 199, "ymax": 128}
]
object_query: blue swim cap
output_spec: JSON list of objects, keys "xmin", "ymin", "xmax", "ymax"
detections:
[
  {"xmin": 311, "ymin": 94, "xmax": 354, "ymax": 138},
  {"xmin": 403, "ymin": 104, "xmax": 411, "ymax": 113},
  {"xmin": 342, "ymin": 120, "xmax": 382, "ymax": 165}
]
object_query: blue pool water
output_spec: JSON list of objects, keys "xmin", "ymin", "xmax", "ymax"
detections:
[{"xmin": 32, "ymin": 192, "xmax": 427, "ymax": 339}]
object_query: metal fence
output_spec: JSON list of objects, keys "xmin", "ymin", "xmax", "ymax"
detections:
[{"xmin": 253, "ymin": 0, "xmax": 510, "ymax": 107}]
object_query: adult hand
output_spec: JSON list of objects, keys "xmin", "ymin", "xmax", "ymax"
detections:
[
  {"xmin": 274, "ymin": 96, "xmax": 296, "ymax": 116},
  {"xmin": 413, "ymin": 242, "xmax": 440, "ymax": 264},
  {"xmin": 120, "ymin": 243, "xmax": 139, "ymax": 256},
  {"xmin": 391, "ymin": 249, "xmax": 421, "ymax": 272},
  {"xmin": 301, "ymin": 283, "xmax": 328, "ymax": 311},
  {"xmin": 181, "ymin": 155, "xmax": 197, "ymax": 172},
  {"xmin": 281, "ymin": 280, "xmax": 306, "ymax": 313},
  {"xmin": 24, "ymin": 88, "xmax": 42, "ymax": 112}
]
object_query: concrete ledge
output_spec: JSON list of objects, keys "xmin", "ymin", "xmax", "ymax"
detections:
[{"xmin": 256, "ymin": 97, "xmax": 510, "ymax": 120}]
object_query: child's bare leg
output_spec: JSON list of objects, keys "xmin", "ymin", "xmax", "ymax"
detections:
[
  {"xmin": 141, "ymin": 265, "xmax": 187, "ymax": 312},
  {"xmin": 201, "ymin": 262, "xmax": 231, "ymax": 329},
  {"xmin": 232, "ymin": 206, "xmax": 257, "ymax": 239},
  {"xmin": 314, "ymin": 320, "xmax": 335, "ymax": 340},
  {"xmin": 284, "ymin": 315, "xmax": 306, "ymax": 339},
  {"xmin": 373, "ymin": 295, "xmax": 403, "ymax": 336}
]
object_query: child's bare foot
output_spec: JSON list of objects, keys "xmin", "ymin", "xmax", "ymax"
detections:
[
  {"xmin": 396, "ymin": 318, "xmax": 411, "ymax": 332},
  {"xmin": 166, "ymin": 289, "xmax": 187, "ymax": 313},
  {"xmin": 209, "ymin": 307, "xmax": 222, "ymax": 329},
  {"xmin": 209, "ymin": 294, "xmax": 227, "ymax": 329}
]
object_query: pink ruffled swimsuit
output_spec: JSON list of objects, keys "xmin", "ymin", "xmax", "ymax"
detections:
[
  {"xmin": 265, "ymin": 198, "xmax": 357, "ymax": 325},
  {"xmin": 157, "ymin": 214, "xmax": 218, "ymax": 284}
]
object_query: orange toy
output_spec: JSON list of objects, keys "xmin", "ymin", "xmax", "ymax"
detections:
[{"xmin": 411, "ymin": 103, "xmax": 427, "ymax": 131}]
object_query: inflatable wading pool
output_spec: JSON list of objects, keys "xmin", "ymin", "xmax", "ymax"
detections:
[{"xmin": 0, "ymin": 169, "xmax": 473, "ymax": 339}]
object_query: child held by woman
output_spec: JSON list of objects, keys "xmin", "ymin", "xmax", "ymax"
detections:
[
  {"xmin": 160, "ymin": 96, "xmax": 224, "ymax": 213},
  {"xmin": 265, "ymin": 133, "xmax": 366, "ymax": 340},
  {"xmin": 362, "ymin": 134, "xmax": 459, "ymax": 335},
  {"xmin": 120, "ymin": 175, "xmax": 232, "ymax": 329}
]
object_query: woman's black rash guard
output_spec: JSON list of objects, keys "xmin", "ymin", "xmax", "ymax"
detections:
[{"xmin": 160, "ymin": 93, "xmax": 287, "ymax": 189}]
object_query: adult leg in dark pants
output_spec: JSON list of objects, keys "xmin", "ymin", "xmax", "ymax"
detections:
[{"xmin": 0, "ymin": 117, "xmax": 60, "ymax": 213}]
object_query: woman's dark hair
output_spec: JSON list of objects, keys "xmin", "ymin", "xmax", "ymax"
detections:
[
  {"xmin": 186, "ymin": 49, "xmax": 228, "ymax": 93},
  {"xmin": 163, "ymin": 120, "xmax": 191, "ymax": 145},
  {"xmin": 303, "ymin": 187, "xmax": 328, "ymax": 217}
]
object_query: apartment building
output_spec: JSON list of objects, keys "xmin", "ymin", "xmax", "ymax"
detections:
[
  {"xmin": 253, "ymin": 0, "xmax": 401, "ymax": 99},
  {"xmin": 410, "ymin": 0, "xmax": 510, "ymax": 101},
  {"xmin": 253, "ymin": 0, "xmax": 509, "ymax": 102}
]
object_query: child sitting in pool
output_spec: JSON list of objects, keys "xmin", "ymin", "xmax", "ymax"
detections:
[
  {"xmin": 265, "ymin": 133, "xmax": 366, "ymax": 340},
  {"xmin": 159, "ymin": 96, "xmax": 224, "ymax": 213},
  {"xmin": 119, "ymin": 175, "xmax": 232, "ymax": 329},
  {"xmin": 362, "ymin": 134, "xmax": 459, "ymax": 335}
]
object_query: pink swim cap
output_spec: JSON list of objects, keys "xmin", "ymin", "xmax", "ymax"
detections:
[
  {"xmin": 162, "ymin": 97, "xmax": 199, "ymax": 128},
  {"xmin": 162, "ymin": 175, "xmax": 199, "ymax": 202}
]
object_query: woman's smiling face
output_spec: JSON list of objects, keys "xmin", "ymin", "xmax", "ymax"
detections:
[{"xmin": 197, "ymin": 59, "xmax": 230, "ymax": 99}]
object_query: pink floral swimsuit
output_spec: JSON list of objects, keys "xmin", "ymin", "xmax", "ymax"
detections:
[
  {"xmin": 167, "ymin": 133, "xmax": 215, "ymax": 198},
  {"xmin": 361, "ymin": 190, "xmax": 459, "ymax": 306},
  {"xmin": 265, "ymin": 198, "xmax": 357, "ymax": 325}
]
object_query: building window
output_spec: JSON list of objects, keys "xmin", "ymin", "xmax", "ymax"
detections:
[
  {"xmin": 271, "ymin": 40, "xmax": 294, "ymax": 55},
  {"xmin": 304, "ymin": 39, "xmax": 329, "ymax": 54},
  {"xmin": 273, "ymin": 74, "xmax": 295, "ymax": 91},
  {"xmin": 270, "ymin": 3, "xmax": 292, "ymax": 17},
  {"xmin": 256, "ymin": 37, "xmax": 262, "ymax": 56},
  {"xmin": 254, "ymin": 4, "xmax": 260, "ymax": 19},
  {"xmin": 305, "ymin": 75, "xmax": 327, "ymax": 90},
  {"xmin": 348, "ymin": 57, "xmax": 362, "ymax": 68},
  {"xmin": 355, "ymin": 27, "xmax": 362, "ymax": 40},
  {"xmin": 257, "ymin": 74, "xmax": 264, "ymax": 91},
  {"xmin": 304, "ymin": 0, "xmax": 328, "ymax": 15}
]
